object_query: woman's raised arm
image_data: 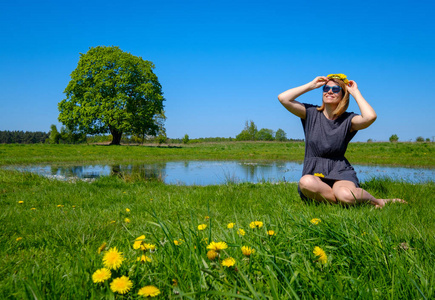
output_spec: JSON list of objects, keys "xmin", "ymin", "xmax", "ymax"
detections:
[
  {"xmin": 278, "ymin": 76, "xmax": 327, "ymax": 119},
  {"xmin": 348, "ymin": 80, "xmax": 377, "ymax": 131}
]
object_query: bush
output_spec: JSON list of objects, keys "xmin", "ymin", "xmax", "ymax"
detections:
[
  {"xmin": 182, "ymin": 134, "xmax": 190, "ymax": 144},
  {"xmin": 389, "ymin": 134, "xmax": 399, "ymax": 142}
]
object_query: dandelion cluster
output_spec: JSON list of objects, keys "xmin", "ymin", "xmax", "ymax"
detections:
[
  {"xmin": 92, "ymin": 235, "xmax": 159, "ymax": 296},
  {"xmin": 249, "ymin": 221, "xmax": 263, "ymax": 229},
  {"xmin": 88, "ymin": 217, "xmax": 334, "ymax": 297}
]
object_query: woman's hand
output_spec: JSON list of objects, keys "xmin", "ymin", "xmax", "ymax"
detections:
[
  {"xmin": 310, "ymin": 76, "xmax": 328, "ymax": 89},
  {"xmin": 347, "ymin": 80, "xmax": 359, "ymax": 96}
]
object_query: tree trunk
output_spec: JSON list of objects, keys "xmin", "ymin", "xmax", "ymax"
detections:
[{"xmin": 110, "ymin": 129, "xmax": 123, "ymax": 145}]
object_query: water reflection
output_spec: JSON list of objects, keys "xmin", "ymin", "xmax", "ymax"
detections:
[{"xmin": 6, "ymin": 161, "xmax": 434, "ymax": 185}]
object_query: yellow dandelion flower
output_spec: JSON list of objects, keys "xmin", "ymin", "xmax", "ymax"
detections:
[
  {"xmin": 16, "ymin": 237, "xmax": 23, "ymax": 242},
  {"xmin": 133, "ymin": 235, "xmax": 145, "ymax": 249},
  {"xmin": 207, "ymin": 241, "xmax": 228, "ymax": 251},
  {"xmin": 267, "ymin": 230, "xmax": 276, "ymax": 236},
  {"xmin": 310, "ymin": 218, "xmax": 321, "ymax": 225},
  {"xmin": 249, "ymin": 221, "xmax": 263, "ymax": 229},
  {"xmin": 207, "ymin": 250, "xmax": 219, "ymax": 260},
  {"xmin": 313, "ymin": 246, "xmax": 328, "ymax": 264},
  {"xmin": 142, "ymin": 243, "xmax": 157, "ymax": 251},
  {"xmin": 227, "ymin": 222, "xmax": 235, "ymax": 229},
  {"xmin": 126, "ymin": 208, "xmax": 131, "ymax": 212},
  {"xmin": 72, "ymin": 205, "xmax": 76, "ymax": 208},
  {"xmin": 198, "ymin": 224, "xmax": 207, "ymax": 231},
  {"xmin": 110, "ymin": 276, "xmax": 133, "ymax": 294},
  {"xmin": 133, "ymin": 241, "xmax": 142, "ymax": 250},
  {"xmin": 327, "ymin": 73, "xmax": 349, "ymax": 84},
  {"xmin": 237, "ymin": 228, "xmax": 246, "ymax": 236},
  {"xmin": 137, "ymin": 255, "xmax": 152, "ymax": 263},
  {"xmin": 97, "ymin": 242, "xmax": 107, "ymax": 254},
  {"xmin": 173, "ymin": 239, "xmax": 183, "ymax": 246},
  {"xmin": 31, "ymin": 207, "xmax": 36, "ymax": 210},
  {"xmin": 221, "ymin": 257, "xmax": 236, "ymax": 268},
  {"xmin": 57, "ymin": 204, "xmax": 64, "ymax": 208},
  {"xmin": 103, "ymin": 247, "xmax": 124, "ymax": 270},
  {"xmin": 92, "ymin": 268, "xmax": 111, "ymax": 283},
  {"xmin": 138, "ymin": 285, "xmax": 160, "ymax": 297},
  {"xmin": 136, "ymin": 235, "xmax": 146, "ymax": 241},
  {"xmin": 18, "ymin": 201, "xmax": 24, "ymax": 204},
  {"xmin": 124, "ymin": 218, "xmax": 130, "ymax": 223},
  {"xmin": 204, "ymin": 216, "xmax": 210, "ymax": 221},
  {"xmin": 110, "ymin": 220, "xmax": 116, "ymax": 224},
  {"xmin": 241, "ymin": 246, "xmax": 255, "ymax": 257},
  {"xmin": 314, "ymin": 173, "xmax": 325, "ymax": 178}
]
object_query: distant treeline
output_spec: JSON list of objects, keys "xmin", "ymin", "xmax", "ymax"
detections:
[{"xmin": 0, "ymin": 130, "xmax": 49, "ymax": 144}]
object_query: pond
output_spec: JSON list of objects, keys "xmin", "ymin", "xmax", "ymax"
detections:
[{"xmin": 6, "ymin": 161, "xmax": 434, "ymax": 185}]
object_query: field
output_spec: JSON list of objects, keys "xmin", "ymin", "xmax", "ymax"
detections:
[{"xmin": 1, "ymin": 142, "xmax": 434, "ymax": 299}]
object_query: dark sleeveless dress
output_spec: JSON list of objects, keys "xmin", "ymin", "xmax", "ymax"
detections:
[{"xmin": 298, "ymin": 103, "xmax": 359, "ymax": 200}]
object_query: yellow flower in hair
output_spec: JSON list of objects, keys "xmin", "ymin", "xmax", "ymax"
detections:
[{"xmin": 327, "ymin": 73, "xmax": 349, "ymax": 84}]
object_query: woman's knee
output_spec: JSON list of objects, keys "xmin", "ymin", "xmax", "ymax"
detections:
[
  {"xmin": 299, "ymin": 175, "xmax": 319, "ymax": 192},
  {"xmin": 334, "ymin": 187, "xmax": 357, "ymax": 204}
]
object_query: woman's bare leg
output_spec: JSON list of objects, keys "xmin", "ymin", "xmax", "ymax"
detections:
[
  {"xmin": 298, "ymin": 175, "xmax": 337, "ymax": 203},
  {"xmin": 332, "ymin": 180, "xmax": 406, "ymax": 208}
]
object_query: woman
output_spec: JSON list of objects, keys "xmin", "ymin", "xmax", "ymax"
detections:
[{"xmin": 278, "ymin": 74, "xmax": 403, "ymax": 208}]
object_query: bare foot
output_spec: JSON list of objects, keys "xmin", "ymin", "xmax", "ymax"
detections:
[{"xmin": 375, "ymin": 199, "xmax": 407, "ymax": 209}]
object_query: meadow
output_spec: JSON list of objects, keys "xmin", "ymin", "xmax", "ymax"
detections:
[{"xmin": 1, "ymin": 142, "xmax": 434, "ymax": 299}]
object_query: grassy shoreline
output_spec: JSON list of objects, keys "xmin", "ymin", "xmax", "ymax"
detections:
[
  {"xmin": 1, "ymin": 141, "xmax": 433, "ymax": 168},
  {"xmin": 1, "ymin": 143, "xmax": 434, "ymax": 298}
]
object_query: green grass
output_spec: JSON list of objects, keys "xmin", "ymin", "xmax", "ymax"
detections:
[
  {"xmin": 0, "ymin": 141, "xmax": 434, "ymax": 167},
  {"xmin": 1, "ymin": 167, "xmax": 434, "ymax": 299},
  {"xmin": 1, "ymin": 143, "xmax": 434, "ymax": 298}
]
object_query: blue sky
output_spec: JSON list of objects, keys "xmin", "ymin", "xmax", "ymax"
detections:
[{"xmin": 1, "ymin": 0, "xmax": 434, "ymax": 142}]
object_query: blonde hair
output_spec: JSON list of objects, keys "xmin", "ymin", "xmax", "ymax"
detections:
[{"xmin": 317, "ymin": 78, "xmax": 349, "ymax": 118}]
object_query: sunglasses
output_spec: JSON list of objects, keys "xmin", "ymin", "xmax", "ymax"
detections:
[{"xmin": 322, "ymin": 85, "xmax": 342, "ymax": 93}]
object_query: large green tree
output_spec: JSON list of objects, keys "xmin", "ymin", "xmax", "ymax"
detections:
[{"xmin": 58, "ymin": 46, "xmax": 165, "ymax": 145}]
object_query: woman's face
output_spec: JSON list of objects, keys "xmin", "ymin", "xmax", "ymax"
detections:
[{"xmin": 322, "ymin": 80, "xmax": 343, "ymax": 104}]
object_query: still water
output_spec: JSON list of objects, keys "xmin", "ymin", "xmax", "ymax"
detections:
[{"xmin": 8, "ymin": 161, "xmax": 434, "ymax": 185}]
